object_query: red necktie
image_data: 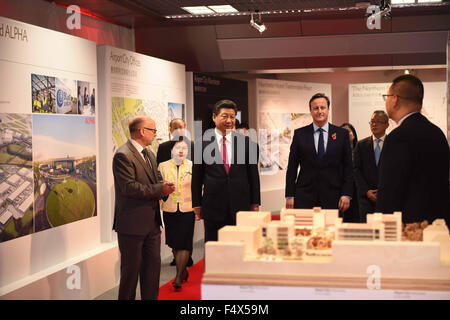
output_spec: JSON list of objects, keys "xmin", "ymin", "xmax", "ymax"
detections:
[{"xmin": 222, "ymin": 136, "xmax": 229, "ymax": 174}]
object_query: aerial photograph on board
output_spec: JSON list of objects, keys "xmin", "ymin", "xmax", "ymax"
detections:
[
  {"xmin": 32, "ymin": 114, "xmax": 97, "ymax": 232},
  {"xmin": 0, "ymin": 113, "xmax": 33, "ymax": 243}
]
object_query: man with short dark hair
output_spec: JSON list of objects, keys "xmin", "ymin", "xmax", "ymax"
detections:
[
  {"xmin": 112, "ymin": 115, "xmax": 175, "ymax": 300},
  {"xmin": 376, "ymin": 75, "xmax": 449, "ymax": 225},
  {"xmin": 285, "ymin": 93, "xmax": 353, "ymax": 215},
  {"xmin": 353, "ymin": 110, "xmax": 389, "ymax": 222},
  {"xmin": 191, "ymin": 99, "xmax": 260, "ymax": 242}
]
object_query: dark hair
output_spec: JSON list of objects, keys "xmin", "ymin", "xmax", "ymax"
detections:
[
  {"xmin": 213, "ymin": 99, "xmax": 237, "ymax": 116},
  {"xmin": 309, "ymin": 93, "xmax": 330, "ymax": 110},
  {"xmin": 391, "ymin": 74, "xmax": 424, "ymax": 105},
  {"xmin": 237, "ymin": 122, "xmax": 250, "ymax": 130},
  {"xmin": 340, "ymin": 122, "xmax": 358, "ymax": 149},
  {"xmin": 235, "ymin": 119, "xmax": 240, "ymax": 128},
  {"xmin": 372, "ymin": 110, "xmax": 389, "ymax": 123}
]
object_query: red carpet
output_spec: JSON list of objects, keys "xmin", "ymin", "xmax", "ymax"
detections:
[
  {"xmin": 158, "ymin": 259, "xmax": 204, "ymax": 300},
  {"xmin": 158, "ymin": 214, "xmax": 279, "ymax": 300}
]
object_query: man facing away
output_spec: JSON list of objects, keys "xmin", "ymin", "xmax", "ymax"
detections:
[{"xmin": 376, "ymin": 74, "xmax": 449, "ymax": 226}]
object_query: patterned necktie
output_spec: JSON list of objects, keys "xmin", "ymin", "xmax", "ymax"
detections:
[
  {"xmin": 222, "ymin": 136, "xmax": 229, "ymax": 174},
  {"xmin": 142, "ymin": 148, "xmax": 152, "ymax": 169},
  {"xmin": 374, "ymin": 138, "xmax": 381, "ymax": 166},
  {"xmin": 317, "ymin": 128, "xmax": 325, "ymax": 162}
]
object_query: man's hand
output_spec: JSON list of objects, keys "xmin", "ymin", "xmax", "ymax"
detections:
[
  {"xmin": 286, "ymin": 198, "xmax": 294, "ymax": 209},
  {"xmin": 194, "ymin": 207, "xmax": 202, "ymax": 221},
  {"xmin": 366, "ymin": 189, "xmax": 377, "ymax": 203},
  {"xmin": 338, "ymin": 196, "xmax": 350, "ymax": 212},
  {"xmin": 161, "ymin": 182, "xmax": 175, "ymax": 195},
  {"xmin": 250, "ymin": 204, "xmax": 259, "ymax": 211}
]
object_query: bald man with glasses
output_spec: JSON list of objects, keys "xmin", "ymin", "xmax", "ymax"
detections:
[{"xmin": 113, "ymin": 115, "xmax": 175, "ymax": 300}]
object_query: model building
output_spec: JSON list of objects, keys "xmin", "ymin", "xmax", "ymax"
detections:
[{"xmin": 204, "ymin": 208, "xmax": 450, "ymax": 283}]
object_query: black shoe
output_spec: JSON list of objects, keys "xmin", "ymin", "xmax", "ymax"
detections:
[
  {"xmin": 172, "ymin": 280, "xmax": 182, "ymax": 290},
  {"xmin": 170, "ymin": 258, "xmax": 176, "ymax": 266},
  {"xmin": 187, "ymin": 256, "xmax": 193, "ymax": 267}
]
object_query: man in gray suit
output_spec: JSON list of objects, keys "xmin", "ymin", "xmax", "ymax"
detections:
[{"xmin": 113, "ymin": 115, "xmax": 175, "ymax": 300}]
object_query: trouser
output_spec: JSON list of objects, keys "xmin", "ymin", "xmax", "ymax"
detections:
[{"xmin": 117, "ymin": 231, "xmax": 161, "ymax": 300}]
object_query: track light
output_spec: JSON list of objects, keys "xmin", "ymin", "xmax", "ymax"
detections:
[{"xmin": 250, "ymin": 12, "xmax": 266, "ymax": 33}]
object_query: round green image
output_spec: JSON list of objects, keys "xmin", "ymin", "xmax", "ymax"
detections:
[{"xmin": 46, "ymin": 178, "xmax": 95, "ymax": 227}]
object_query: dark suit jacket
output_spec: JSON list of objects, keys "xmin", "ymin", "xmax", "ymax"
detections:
[
  {"xmin": 191, "ymin": 131, "xmax": 261, "ymax": 223},
  {"xmin": 376, "ymin": 112, "xmax": 449, "ymax": 225},
  {"xmin": 353, "ymin": 136, "xmax": 382, "ymax": 219},
  {"xmin": 113, "ymin": 140, "xmax": 163, "ymax": 235},
  {"xmin": 156, "ymin": 137, "xmax": 194, "ymax": 165},
  {"xmin": 285, "ymin": 123, "xmax": 353, "ymax": 210}
]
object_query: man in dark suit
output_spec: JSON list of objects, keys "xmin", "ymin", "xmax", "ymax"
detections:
[
  {"xmin": 285, "ymin": 93, "xmax": 353, "ymax": 215},
  {"xmin": 376, "ymin": 75, "xmax": 449, "ymax": 225},
  {"xmin": 353, "ymin": 110, "xmax": 389, "ymax": 222},
  {"xmin": 112, "ymin": 116, "xmax": 175, "ymax": 300},
  {"xmin": 156, "ymin": 118, "xmax": 195, "ymax": 267},
  {"xmin": 191, "ymin": 99, "xmax": 261, "ymax": 242}
]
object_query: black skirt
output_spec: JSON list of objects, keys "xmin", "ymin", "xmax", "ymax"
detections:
[{"xmin": 163, "ymin": 210, "xmax": 195, "ymax": 251}]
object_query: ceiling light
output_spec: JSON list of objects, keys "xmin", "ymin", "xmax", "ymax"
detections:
[
  {"xmin": 181, "ymin": 6, "xmax": 214, "ymax": 15},
  {"xmin": 390, "ymin": 0, "xmax": 414, "ymax": 4},
  {"xmin": 208, "ymin": 5, "xmax": 238, "ymax": 13},
  {"xmin": 250, "ymin": 12, "xmax": 266, "ymax": 34},
  {"xmin": 417, "ymin": 0, "xmax": 442, "ymax": 3}
]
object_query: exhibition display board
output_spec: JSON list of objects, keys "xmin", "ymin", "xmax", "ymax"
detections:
[
  {"xmin": 349, "ymin": 82, "xmax": 447, "ymax": 139},
  {"xmin": 255, "ymin": 79, "xmax": 331, "ymax": 212},
  {"xmin": 0, "ymin": 16, "xmax": 99, "ymax": 294},
  {"xmin": 97, "ymin": 45, "xmax": 187, "ymax": 244}
]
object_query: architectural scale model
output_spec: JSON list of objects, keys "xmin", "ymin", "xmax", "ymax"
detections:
[{"xmin": 204, "ymin": 208, "xmax": 450, "ymax": 286}]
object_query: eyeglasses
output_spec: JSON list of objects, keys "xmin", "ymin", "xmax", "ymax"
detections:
[
  {"xmin": 143, "ymin": 127, "xmax": 157, "ymax": 133},
  {"xmin": 369, "ymin": 121, "xmax": 388, "ymax": 125},
  {"xmin": 382, "ymin": 94, "xmax": 395, "ymax": 101}
]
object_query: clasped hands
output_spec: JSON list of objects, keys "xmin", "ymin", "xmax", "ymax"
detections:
[
  {"xmin": 285, "ymin": 196, "xmax": 350, "ymax": 212},
  {"xmin": 161, "ymin": 181, "xmax": 176, "ymax": 195}
]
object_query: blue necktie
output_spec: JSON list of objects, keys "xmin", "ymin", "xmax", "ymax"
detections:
[
  {"xmin": 317, "ymin": 128, "xmax": 325, "ymax": 161},
  {"xmin": 374, "ymin": 138, "xmax": 381, "ymax": 166}
]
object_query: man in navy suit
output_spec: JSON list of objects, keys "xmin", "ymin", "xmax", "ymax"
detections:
[
  {"xmin": 192, "ymin": 100, "xmax": 260, "ymax": 242},
  {"xmin": 376, "ymin": 75, "xmax": 449, "ymax": 225},
  {"xmin": 285, "ymin": 93, "xmax": 353, "ymax": 215},
  {"xmin": 353, "ymin": 110, "xmax": 389, "ymax": 222}
]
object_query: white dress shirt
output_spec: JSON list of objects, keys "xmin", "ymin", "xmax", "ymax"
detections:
[
  {"xmin": 398, "ymin": 111, "xmax": 419, "ymax": 126},
  {"xmin": 130, "ymin": 138, "xmax": 146, "ymax": 161},
  {"xmin": 312, "ymin": 122, "xmax": 329, "ymax": 153},
  {"xmin": 215, "ymin": 128, "xmax": 233, "ymax": 165},
  {"xmin": 372, "ymin": 134, "xmax": 386, "ymax": 151}
]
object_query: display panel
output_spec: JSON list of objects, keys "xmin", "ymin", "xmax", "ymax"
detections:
[{"xmin": 0, "ymin": 16, "xmax": 99, "ymax": 290}]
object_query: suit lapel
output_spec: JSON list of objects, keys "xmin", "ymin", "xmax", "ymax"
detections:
[
  {"xmin": 307, "ymin": 124, "xmax": 318, "ymax": 162},
  {"xmin": 126, "ymin": 140, "xmax": 156, "ymax": 183},
  {"xmin": 367, "ymin": 137, "xmax": 377, "ymax": 167},
  {"xmin": 323, "ymin": 123, "xmax": 337, "ymax": 164}
]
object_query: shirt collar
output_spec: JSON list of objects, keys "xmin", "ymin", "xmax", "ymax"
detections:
[
  {"xmin": 130, "ymin": 138, "xmax": 144, "ymax": 154},
  {"xmin": 313, "ymin": 122, "xmax": 329, "ymax": 133},
  {"xmin": 215, "ymin": 128, "xmax": 233, "ymax": 142},
  {"xmin": 372, "ymin": 134, "xmax": 386, "ymax": 142},
  {"xmin": 398, "ymin": 111, "xmax": 419, "ymax": 126}
]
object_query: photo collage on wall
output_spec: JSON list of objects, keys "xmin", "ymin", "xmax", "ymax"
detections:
[{"xmin": 0, "ymin": 73, "xmax": 97, "ymax": 243}]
